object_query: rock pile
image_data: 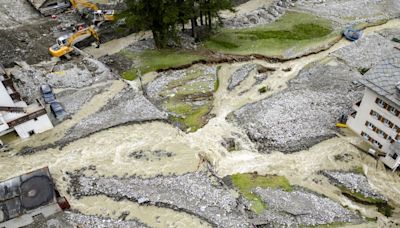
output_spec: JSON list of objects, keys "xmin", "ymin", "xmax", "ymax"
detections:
[
  {"xmin": 322, "ymin": 170, "xmax": 387, "ymax": 202},
  {"xmin": 252, "ymin": 187, "xmax": 363, "ymax": 226},
  {"xmin": 10, "ymin": 58, "xmax": 116, "ymax": 103},
  {"xmin": 68, "ymin": 171, "xmax": 250, "ymax": 228},
  {"xmin": 228, "ymin": 64, "xmax": 258, "ymax": 91},
  {"xmin": 332, "ymin": 34, "xmax": 397, "ymax": 69},
  {"xmin": 231, "ymin": 59, "xmax": 362, "ymax": 153},
  {"xmin": 56, "ymin": 83, "xmax": 110, "ymax": 115},
  {"xmin": 65, "ymin": 211, "xmax": 149, "ymax": 228},
  {"xmin": 61, "ymin": 87, "xmax": 168, "ymax": 144},
  {"xmin": 223, "ymin": 0, "xmax": 296, "ymax": 28}
]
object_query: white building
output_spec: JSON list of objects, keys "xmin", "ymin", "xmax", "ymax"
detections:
[
  {"xmin": 347, "ymin": 53, "xmax": 400, "ymax": 171},
  {"xmin": 0, "ymin": 67, "xmax": 53, "ymax": 143}
]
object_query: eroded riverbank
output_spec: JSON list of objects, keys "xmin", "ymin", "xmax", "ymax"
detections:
[{"xmin": 1, "ymin": 3, "xmax": 400, "ymax": 227}]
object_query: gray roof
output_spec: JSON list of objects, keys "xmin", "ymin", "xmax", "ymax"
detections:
[
  {"xmin": 0, "ymin": 167, "xmax": 57, "ymax": 224},
  {"xmin": 360, "ymin": 51, "xmax": 400, "ymax": 107}
]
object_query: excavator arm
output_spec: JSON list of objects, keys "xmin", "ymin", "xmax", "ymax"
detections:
[
  {"xmin": 66, "ymin": 26, "xmax": 100, "ymax": 47},
  {"xmin": 70, "ymin": 0, "xmax": 99, "ymax": 12}
]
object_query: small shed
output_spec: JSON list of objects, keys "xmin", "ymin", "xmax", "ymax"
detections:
[{"xmin": 27, "ymin": 0, "xmax": 71, "ymax": 15}]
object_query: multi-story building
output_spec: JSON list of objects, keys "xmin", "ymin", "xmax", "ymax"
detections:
[
  {"xmin": 347, "ymin": 53, "xmax": 400, "ymax": 171},
  {"xmin": 0, "ymin": 65, "xmax": 53, "ymax": 143}
]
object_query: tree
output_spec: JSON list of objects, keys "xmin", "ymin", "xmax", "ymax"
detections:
[
  {"xmin": 119, "ymin": 0, "xmax": 233, "ymax": 48},
  {"xmin": 120, "ymin": 0, "xmax": 180, "ymax": 48}
]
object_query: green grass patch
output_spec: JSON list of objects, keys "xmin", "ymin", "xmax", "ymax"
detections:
[
  {"xmin": 205, "ymin": 11, "xmax": 336, "ymax": 56},
  {"xmin": 353, "ymin": 166, "xmax": 364, "ymax": 175},
  {"xmin": 231, "ymin": 173, "xmax": 292, "ymax": 214},
  {"xmin": 258, "ymin": 86, "xmax": 269, "ymax": 94},
  {"xmin": 121, "ymin": 49, "xmax": 206, "ymax": 80},
  {"xmin": 122, "ymin": 69, "xmax": 138, "ymax": 80},
  {"xmin": 339, "ymin": 186, "xmax": 386, "ymax": 205},
  {"xmin": 168, "ymin": 103, "xmax": 212, "ymax": 132}
]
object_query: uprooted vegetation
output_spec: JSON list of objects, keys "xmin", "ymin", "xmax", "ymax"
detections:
[{"xmin": 205, "ymin": 11, "xmax": 337, "ymax": 57}]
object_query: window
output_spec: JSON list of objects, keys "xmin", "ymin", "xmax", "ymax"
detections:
[
  {"xmin": 361, "ymin": 132, "xmax": 369, "ymax": 140},
  {"xmin": 366, "ymin": 121, "xmax": 373, "ymax": 129},
  {"xmin": 376, "ymin": 98, "xmax": 385, "ymax": 108},
  {"xmin": 370, "ymin": 110, "xmax": 379, "ymax": 119},
  {"xmin": 383, "ymin": 119, "xmax": 390, "ymax": 127},
  {"xmin": 388, "ymin": 106, "xmax": 398, "ymax": 115}
]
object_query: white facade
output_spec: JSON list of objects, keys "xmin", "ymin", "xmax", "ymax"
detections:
[
  {"xmin": 347, "ymin": 87, "xmax": 400, "ymax": 171},
  {"xmin": 0, "ymin": 78, "xmax": 14, "ymax": 107},
  {"xmin": 14, "ymin": 115, "xmax": 54, "ymax": 139},
  {"xmin": 0, "ymin": 76, "xmax": 54, "ymax": 140}
]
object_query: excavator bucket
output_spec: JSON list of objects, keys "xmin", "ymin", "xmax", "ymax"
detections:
[{"xmin": 336, "ymin": 123, "xmax": 348, "ymax": 128}]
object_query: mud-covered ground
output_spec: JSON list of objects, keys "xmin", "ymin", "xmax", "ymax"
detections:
[{"xmin": 1, "ymin": 0, "xmax": 400, "ymax": 227}]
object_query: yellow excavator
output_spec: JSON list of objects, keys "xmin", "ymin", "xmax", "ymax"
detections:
[
  {"xmin": 70, "ymin": 0, "xmax": 115, "ymax": 26},
  {"xmin": 49, "ymin": 26, "xmax": 100, "ymax": 58}
]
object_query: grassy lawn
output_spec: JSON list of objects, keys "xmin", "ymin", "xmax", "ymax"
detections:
[
  {"xmin": 231, "ymin": 173, "xmax": 292, "ymax": 214},
  {"xmin": 205, "ymin": 11, "xmax": 337, "ymax": 57},
  {"xmin": 121, "ymin": 49, "xmax": 205, "ymax": 80}
]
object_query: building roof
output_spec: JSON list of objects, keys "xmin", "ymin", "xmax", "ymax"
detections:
[
  {"xmin": 360, "ymin": 51, "xmax": 400, "ymax": 107},
  {"xmin": 0, "ymin": 167, "xmax": 57, "ymax": 224}
]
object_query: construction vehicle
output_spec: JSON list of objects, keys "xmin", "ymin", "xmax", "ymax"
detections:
[
  {"xmin": 49, "ymin": 26, "xmax": 100, "ymax": 58},
  {"xmin": 336, "ymin": 114, "xmax": 348, "ymax": 128},
  {"xmin": 70, "ymin": 0, "xmax": 115, "ymax": 26}
]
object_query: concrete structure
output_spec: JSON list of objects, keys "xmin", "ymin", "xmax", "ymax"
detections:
[
  {"xmin": 28, "ymin": 0, "xmax": 71, "ymax": 15},
  {"xmin": 347, "ymin": 52, "xmax": 400, "ymax": 171},
  {"xmin": 0, "ymin": 65, "xmax": 53, "ymax": 142},
  {"xmin": 0, "ymin": 167, "xmax": 70, "ymax": 228}
]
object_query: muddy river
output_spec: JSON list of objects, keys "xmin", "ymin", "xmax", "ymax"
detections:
[{"xmin": 1, "ymin": 18, "xmax": 400, "ymax": 228}]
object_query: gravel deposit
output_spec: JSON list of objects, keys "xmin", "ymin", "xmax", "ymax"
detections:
[
  {"xmin": 146, "ymin": 66, "xmax": 217, "ymax": 102},
  {"xmin": 378, "ymin": 28, "xmax": 400, "ymax": 41},
  {"xmin": 295, "ymin": 0, "xmax": 399, "ymax": 25},
  {"xmin": 0, "ymin": 0, "xmax": 40, "ymax": 29},
  {"xmin": 228, "ymin": 64, "xmax": 257, "ymax": 91},
  {"xmin": 332, "ymin": 34, "xmax": 397, "ymax": 69},
  {"xmin": 223, "ymin": 0, "xmax": 296, "ymax": 28},
  {"xmin": 10, "ymin": 58, "xmax": 116, "ymax": 103},
  {"xmin": 61, "ymin": 87, "xmax": 168, "ymax": 143},
  {"xmin": 252, "ymin": 187, "xmax": 363, "ymax": 227},
  {"xmin": 56, "ymin": 83, "xmax": 110, "ymax": 115},
  {"xmin": 64, "ymin": 211, "xmax": 149, "ymax": 228},
  {"xmin": 231, "ymin": 59, "xmax": 362, "ymax": 153},
  {"xmin": 68, "ymin": 171, "xmax": 250, "ymax": 227},
  {"xmin": 322, "ymin": 170, "xmax": 387, "ymax": 201}
]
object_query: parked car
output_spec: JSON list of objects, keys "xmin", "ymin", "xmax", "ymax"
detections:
[
  {"xmin": 41, "ymin": 84, "xmax": 56, "ymax": 104},
  {"xmin": 50, "ymin": 102, "xmax": 67, "ymax": 120}
]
